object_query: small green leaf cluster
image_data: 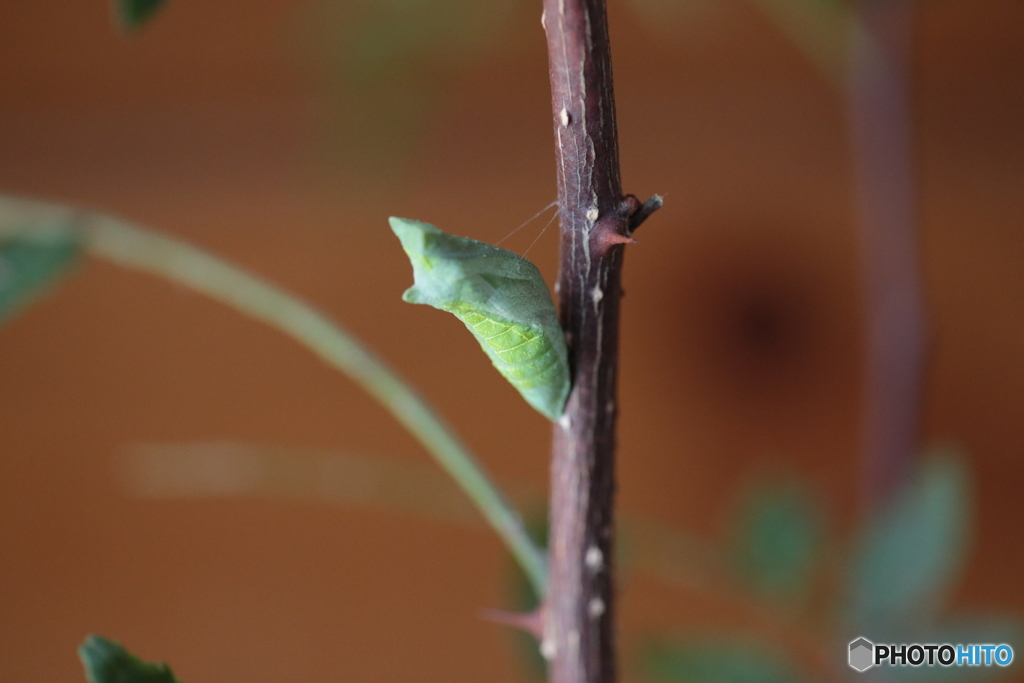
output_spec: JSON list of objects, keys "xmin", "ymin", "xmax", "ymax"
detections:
[
  {"xmin": 635, "ymin": 451, "xmax": 1018, "ymax": 683},
  {"xmin": 79, "ymin": 636, "xmax": 181, "ymax": 683}
]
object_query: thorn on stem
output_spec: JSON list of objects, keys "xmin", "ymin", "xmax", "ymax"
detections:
[
  {"xmin": 479, "ymin": 607, "xmax": 544, "ymax": 639},
  {"xmin": 594, "ymin": 227, "xmax": 636, "ymax": 251}
]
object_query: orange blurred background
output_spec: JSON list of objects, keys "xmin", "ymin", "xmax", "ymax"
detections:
[{"xmin": 0, "ymin": 0, "xmax": 1022, "ymax": 680}]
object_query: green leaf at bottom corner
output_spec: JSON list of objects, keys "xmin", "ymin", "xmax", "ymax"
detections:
[
  {"xmin": 79, "ymin": 635, "xmax": 181, "ymax": 683},
  {"xmin": 0, "ymin": 237, "xmax": 80, "ymax": 324}
]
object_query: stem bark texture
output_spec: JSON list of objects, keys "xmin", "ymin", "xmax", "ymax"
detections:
[{"xmin": 541, "ymin": 1, "xmax": 651, "ymax": 681}]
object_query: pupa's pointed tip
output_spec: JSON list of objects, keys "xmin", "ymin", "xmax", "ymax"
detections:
[
  {"xmin": 389, "ymin": 217, "xmax": 440, "ymax": 240},
  {"xmin": 388, "ymin": 216, "xmax": 414, "ymax": 236},
  {"xmin": 401, "ymin": 286, "xmax": 425, "ymax": 304}
]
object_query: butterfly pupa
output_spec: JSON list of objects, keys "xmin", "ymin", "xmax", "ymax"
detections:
[{"xmin": 390, "ymin": 217, "xmax": 570, "ymax": 421}]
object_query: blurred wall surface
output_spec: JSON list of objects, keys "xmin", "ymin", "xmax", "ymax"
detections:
[{"xmin": 1, "ymin": 0, "xmax": 1022, "ymax": 681}]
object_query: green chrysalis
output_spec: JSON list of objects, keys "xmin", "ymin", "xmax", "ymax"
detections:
[{"xmin": 390, "ymin": 217, "xmax": 570, "ymax": 421}]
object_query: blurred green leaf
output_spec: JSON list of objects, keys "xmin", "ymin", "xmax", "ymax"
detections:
[
  {"xmin": 641, "ymin": 639, "xmax": 804, "ymax": 683},
  {"xmin": 730, "ymin": 475, "xmax": 822, "ymax": 607},
  {"xmin": 301, "ymin": 0, "xmax": 522, "ymax": 170},
  {"xmin": 79, "ymin": 635, "xmax": 180, "ymax": 683},
  {"xmin": 847, "ymin": 451, "xmax": 971, "ymax": 631},
  {"xmin": 0, "ymin": 236, "xmax": 79, "ymax": 325},
  {"xmin": 113, "ymin": 0, "xmax": 167, "ymax": 31}
]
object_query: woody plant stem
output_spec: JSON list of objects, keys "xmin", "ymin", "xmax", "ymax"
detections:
[{"xmin": 541, "ymin": 1, "xmax": 660, "ymax": 681}]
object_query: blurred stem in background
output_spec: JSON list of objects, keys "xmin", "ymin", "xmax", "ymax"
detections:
[
  {"xmin": 744, "ymin": 0, "xmax": 928, "ymax": 509},
  {"xmin": 847, "ymin": 0, "xmax": 926, "ymax": 509},
  {"xmin": 0, "ymin": 197, "xmax": 548, "ymax": 595}
]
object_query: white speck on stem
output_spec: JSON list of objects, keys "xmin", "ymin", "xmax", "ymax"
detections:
[
  {"xmin": 591, "ymin": 287, "xmax": 603, "ymax": 305},
  {"xmin": 558, "ymin": 414, "xmax": 571, "ymax": 430},
  {"xmin": 588, "ymin": 597, "xmax": 606, "ymax": 618},
  {"xmin": 585, "ymin": 545, "xmax": 604, "ymax": 572},
  {"xmin": 586, "ymin": 207, "xmax": 599, "ymax": 222},
  {"xmin": 606, "ymin": 399, "xmax": 615, "ymax": 415},
  {"xmin": 568, "ymin": 630, "xmax": 580, "ymax": 654},
  {"xmin": 540, "ymin": 638, "xmax": 557, "ymax": 660},
  {"xmin": 559, "ymin": 108, "xmax": 570, "ymax": 127}
]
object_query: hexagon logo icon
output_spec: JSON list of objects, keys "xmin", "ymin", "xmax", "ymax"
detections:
[{"xmin": 849, "ymin": 637, "xmax": 875, "ymax": 672}]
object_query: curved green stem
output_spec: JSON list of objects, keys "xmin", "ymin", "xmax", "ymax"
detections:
[
  {"xmin": 0, "ymin": 196, "xmax": 548, "ymax": 595},
  {"xmin": 745, "ymin": 0, "xmax": 851, "ymax": 85}
]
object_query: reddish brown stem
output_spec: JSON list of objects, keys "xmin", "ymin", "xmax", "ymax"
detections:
[
  {"xmin": 848, "ymin": 0, "xmax": 926, "ymax": 508},
  {"xmin": 540, "ymin": 1, "xmax": 657, "ymax": 682}
]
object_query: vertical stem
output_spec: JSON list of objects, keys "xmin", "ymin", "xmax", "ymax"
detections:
[
  {"xmin": 847, "ymin": 0, "xmax": 926, "ymax": 507},
  {"xmin": 541, "ymin": 1, "xmax": 651, "ymax": 681}
]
